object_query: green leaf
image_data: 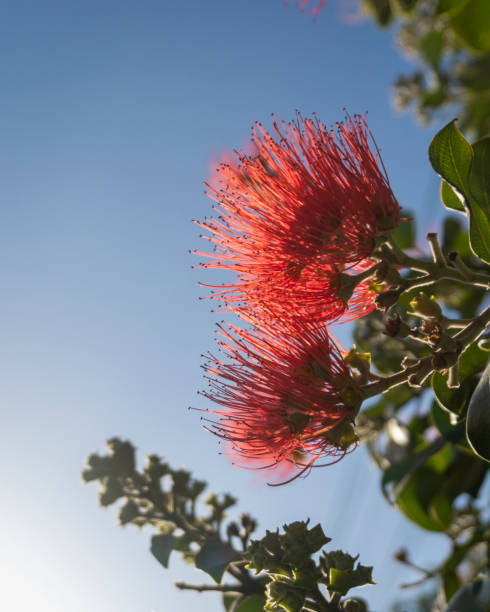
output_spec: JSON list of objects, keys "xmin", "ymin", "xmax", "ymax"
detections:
[
  {"xmin": 419, "ymin": 31, "xmax": 444, "ymax": 71},
  {"xmin": 396, "ymin": 468, "xmax": 449, "ymax": 531},
  {"xmin": 195, "ymin": 536, "xmax": 239, "ymax": 583},
  {"xmin": 234, "ymin": 594, "xmax": 268, "ymax": 612},
  {"xmin": 428, "ymin": 489, "xmax": 453, "ymax": 528},
  {"xmin": 150, "ymin": 534, "xmax": 176, "ymax": 568},
  {"xmin": 429, "ymin": 120, "xmax": 473, "ymax": 199},
  {"xmin": 328, "ymin": 564, "xmax": 375, "ymax": 596},
  {"xmin": 430, "ymin": 401, "xmax": 466, "ymax": 443},
  {"xmin": 429, "ymin": 122, "xmax": 490, "ymax": 264},
  {"xmin": 468, "ymin": 138, "xmax": 490, "ymax": 264},
  {"xmin": 392, "ymin": 0, "xmax": 419, "ymax": 13},
  {"xmin": 450, "ymin": 0, "xmax": 490, "ymax": 52},
  {"xmin": 361, "ymin": 0, "xmax": 392, "ymax": 26},
  {"xmin": 466, "ymin": 359, "xmax": 490, "ymax": 461},
  {"xmin": 435, "ymin": 0, "xmax": 468, "ymax": 15},
  {"xmin": 441, "ymin": 180, "xmax": 466, "ymax": 213},
  {"xmin": 223, "ymin": 594, "xmax": 240, "ymax": 611},
  {"xmin": 446, "ymin": 580, "xmax": 487, "ymax": 612},
  {"xmin": 432, "ymin": 342, "xmax": 488, "ymax": 416}
]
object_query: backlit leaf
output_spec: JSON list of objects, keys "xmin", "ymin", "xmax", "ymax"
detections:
[{"xmin": 466, "ymin": 359, "xmax": 490, "ymax": 461}]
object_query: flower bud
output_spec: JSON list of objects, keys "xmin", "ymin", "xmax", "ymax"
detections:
[
  {"xmin": 409, "ymin": 292, "xmax": 442, "ymax": 319},
  {"xmin": 345, "ymin": 347, "xmax": 371, "ymax": 381},
  {"xmin": 374, "ymin": 261, "xmax": 401, "ymax": 285},
  {"xmin": 383, "ymin": 312, "xmax": 410, "ymax": 338},
  {"xmin": 375, "ymin": 289, "xmax": 400, "ymax": 311}
]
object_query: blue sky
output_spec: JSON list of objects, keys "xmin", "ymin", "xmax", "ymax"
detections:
[{"xmin": 0, "ymin": 1, "xmax": 451, "ymax": 610}]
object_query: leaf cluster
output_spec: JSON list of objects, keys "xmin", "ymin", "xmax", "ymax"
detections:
[
  {"xmin": 83, "ymin": 439, "xmax": 373, "ymax": 611},
  {"xmin": 363, "ymin": 0, "xmax": 490, "ymax": 138}
]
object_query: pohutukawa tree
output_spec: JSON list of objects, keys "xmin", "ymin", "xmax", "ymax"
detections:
[{"xmin": 84, "ymin": 5, "xmax": 490, "ymax": 612}]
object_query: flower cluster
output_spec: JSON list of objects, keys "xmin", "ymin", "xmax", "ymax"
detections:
[
  {"xmin": 195, "ymin": 112, "xmax": 401, "ymax": 478},
  {"xmin": 195, "ymin": 113, "xmax": 400, "ymax": 324},
  {"xmin": 200, "ymin": 319, "xmax": 360, "ymax": 481}
]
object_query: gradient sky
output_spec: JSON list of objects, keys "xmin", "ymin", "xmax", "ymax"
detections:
[{"xmin": 0, "ymin": 1, "xmax": 453, "ymax": 611}]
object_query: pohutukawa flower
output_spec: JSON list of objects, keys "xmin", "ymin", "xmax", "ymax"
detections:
[
  {"xmin": 198, "ymin": 318, "xmax": 360, "ymax": 483},
  {"xmin": 195, "ymin": 112, "xmax": 400, "ymax": 324}
]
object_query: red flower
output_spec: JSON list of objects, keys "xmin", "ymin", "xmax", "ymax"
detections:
[
  {"xmin": 199, "ymin": 318, "xmax": 360, "ymax": 482},
  {"xmin": 195, "ymin": 112, "xmax": 400, "ymax": 323}
]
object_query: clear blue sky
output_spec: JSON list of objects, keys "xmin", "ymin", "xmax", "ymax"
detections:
[{"xmin": 0, "ymin": 1, "xmax": 450, "ymax": 610}]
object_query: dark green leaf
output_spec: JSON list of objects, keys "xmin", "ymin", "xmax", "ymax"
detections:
[
  {"xmin": 118, "ymin": 500, "xmax": 140, "ymax": 525},
  {"xmin": 223, "ymin": 593, "xmax": 240, "ymax": 611},
  {"xmin": 445, "ymin": 579, "xmax": 487, "ymax": 612},
  {"xmin": 442, "ymin": 568, "xmax": 461, "ymax": 604},
  {"xmin": 441, "ymin": 180, "xmax": 465, "ymax": 213},
  {"xmin": 362, "ymin": 0, "xmax": 392, "ymax": 26},
  {"xmin": 432, "ymin": 342, "xmax": 487, "ymax": 416},
  {"xmin": 466, "ymin": 359, "xmax": 490, "ymax": 461},
  {"xmin": 468, "ymin": 138, "xmax": 490, "ymax": 264},
  {"xmin": 392, "ymin": 0, "xmax": 419, "ymax": 13},
  {"xmin": 450, "ymin": 0, "xmax": 490, "ymax": 52},
  {"xmin": 428, "ymin": 489, "xmax": 453, "ymax": 528},
  {"xmin": 150, "ymin": 534, "xmax": 176, "ymax": 568},
  {"xmin": 234, "ymin": 594, "xmax": 267, "ymax": 612},
  {"xmin": 419, "ymin": 31, "xmax": 444, "ymax": 71},
  {"xmin": 396, "ymin": 468, "xmax": 449, "ymax": 531},
  {"xmin": 195, "ymin": 535, "xmax": 239, "ymax": 583},
  {"xmin": 435, "ymin": 0, "xmax": 468, "ymax": 15},
  {"xmin": 430, "ymin": 401, "xmax": 466, "ymax": 443}
]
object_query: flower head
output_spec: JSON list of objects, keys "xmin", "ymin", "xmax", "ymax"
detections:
[
  {"xmin": 199, "ymin": 318, "xmax": 360, "ymax": 482},
  {"xmin": 195, "ymin": 112, "xmax": 400, "ymax": 324}
]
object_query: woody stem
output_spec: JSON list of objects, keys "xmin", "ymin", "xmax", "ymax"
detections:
[
  {"xmin": 384, "ymin": 235, "xmax": 490, "ymax": 289},
  {"xmin": 360, "ymin": 304, "xmax": 490, "ymax": 400}
]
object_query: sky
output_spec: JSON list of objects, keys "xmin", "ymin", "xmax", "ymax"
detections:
[{"xmin": 0, "ymin": 1, "xmax": 452, "ymax": 611}]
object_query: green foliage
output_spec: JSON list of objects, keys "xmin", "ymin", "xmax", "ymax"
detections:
[
  {"xmin": 441, "ymin": 180, "xmax": 465, "ymax": 213},
  {"xmin": 449, "ymin": 0, "xmax": 490, "ymax": 53},
  {"xmin": 151, "ymin": 534, "xmax": 176, "ymax": 568},
  {"xmin": 383, "ymin": 0, "xmax": 490, "ymax": 138},
  {"xmin": 466, "ymin": 359, "xmax": 490, "ymax": 461},
  {"xmin": 429, "ymin": 121, "xmax": 490, "ymax": 263},
  {"xmin": 432, "ymin": 342, "xmax": 488, "ymax": 418},
  {"xmin": 195, "ymin": 536, "xmax": 239, "ymax": 583},
  {"xmin": 84, "ymin": 440, "xmax": 376, "ymax": 610},
  {"xmin": 246, "ymin": 521, "xmax": 374, "ymax": 610}
]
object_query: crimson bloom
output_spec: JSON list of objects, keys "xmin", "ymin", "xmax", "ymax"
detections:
[
  {"xmin": 199, "ymin": 318, "xmax": 360, "ymax": 482},
  {"xmin": 195, "ymin": 112, "xmax": 400, "ymax": 324}
]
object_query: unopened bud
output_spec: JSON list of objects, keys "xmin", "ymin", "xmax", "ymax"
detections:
[
  {"xmin": 384, "ymin": 313, "xmax": 410, "ymax": 338},
  {"xmin": 409, "ymin": 292, "xmax": 442, "ymax": 319},
  {"xmin": 326, "ymin": 420, "xmax": 359, "ymax": 450},
  {"xmin": 375, "ymin": 289, "xmax": 400, "ymax": 311},
  {"xmin": 227, "ymin": 522, "xmax": 240, "ymax": 538},
  {"xmin": 345, "ymin": 347, "xmax": 371, "ymax": 380},
  {"xmin": 343, "ymin": 599, "xmax": 362, "ymax": 612},
  {"xmin": 337, "ymin": 273, "xmax": 357, "ymax": 304},
  {"xmin": 374, "ymin": 262, "xmax": 401, "ymax": 286},
  {"xmin": 394, "ymin": 548, "xmax": 408, "ymax": 563}
]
